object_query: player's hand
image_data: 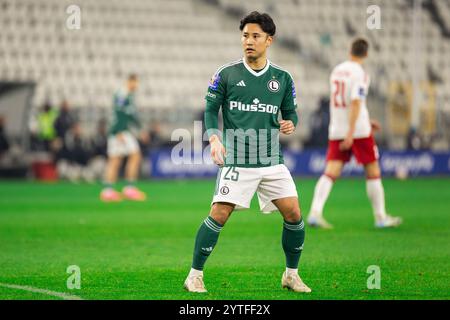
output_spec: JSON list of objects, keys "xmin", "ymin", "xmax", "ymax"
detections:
[
  {"xmin": 370, "ymin": 119, "xmax": 381, "ymax": 132},
  {"xmin": 279, "ymin": 120, "xmax": 295, "ymax": 135},
  {"xmin": 209, "ymin": 135, "xmax": 226, "ymax": 166},
  {"xmin": 339, "ymin": 135, "xmax": 354, "ymax": 151}
]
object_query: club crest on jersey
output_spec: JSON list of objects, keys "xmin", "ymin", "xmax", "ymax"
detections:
[
  {"xmin": 209, "ymin": 74, "xmax": 221, "ymax": 90},
  {"xmin": 267, "ymin": 79, "xmax": 280, "ymax": 92}
]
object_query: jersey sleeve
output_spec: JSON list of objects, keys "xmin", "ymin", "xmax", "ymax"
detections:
[
  {"xmin": 205, "ymin": 70, "xmax": 226, "ymax": 106},
  {"xmin": 204, "ymin": 69, "xmax": 226, "ymax": 138},
  {"xmin": 280, "ymin": 75, "xmax": 299, "ymax": 126},
  {"xmin": 281, "ymin": 75, "xmax": 297, "ymax": 111},
  {"xmin": 350, "ymin": 70, "xmax": 367, "ymax": 102},
  {"xmin": 204, "ymin": 100, "xmax": 221, "ymax": 138}
]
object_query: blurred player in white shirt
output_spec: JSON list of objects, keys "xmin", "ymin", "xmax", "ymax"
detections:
[{"xmin": 307, "ymin": 38, "xmax": 402, "ymax": 229}]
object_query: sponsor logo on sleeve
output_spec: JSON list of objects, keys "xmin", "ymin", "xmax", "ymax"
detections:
[
  {"xmin": 359, "ymin": 87, "xmax": 366, "ymax": 98},
  {"xmin": 209, "ymin": 74, "xmax": 221, "ymax": 90},
  {"xmin": 115, "ymin": 95, "xmax": 126, "ymax": 108}
]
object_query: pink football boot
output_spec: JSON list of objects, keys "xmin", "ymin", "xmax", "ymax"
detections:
[
  {"xmin": 100, "ymin": 188, "xmax": 123, "ymax": 202},
  {"xmin": 122, "ymin": 186, "xmax": 147, "ymax": 201}
]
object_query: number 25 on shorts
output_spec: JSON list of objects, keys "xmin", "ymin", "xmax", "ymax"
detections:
[{"xmin": 224, "ymin": 167, "xmax": 239, "ymax": 182}]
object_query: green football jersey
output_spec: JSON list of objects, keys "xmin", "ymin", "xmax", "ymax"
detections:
[
  {"xmin": 109, "ymin": 87, "xmax": 140, "ymax": 135},
  {"xmin": 205, "ymin": 58, "xmax": 298, "ymax": 167}
]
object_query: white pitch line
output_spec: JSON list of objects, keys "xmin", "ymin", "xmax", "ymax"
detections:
[{"xmin": 0, "ymin": 283, "xmax": 83, "ymax": 300}]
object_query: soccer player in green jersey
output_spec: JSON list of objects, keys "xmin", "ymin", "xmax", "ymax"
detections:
[
  {"xmin": 100, "ymin": 74, "xmax": 147, "ymax": 202},
  {"xmin": 184, "ymin": 12, "xmax": 311, "ymax": 293}
]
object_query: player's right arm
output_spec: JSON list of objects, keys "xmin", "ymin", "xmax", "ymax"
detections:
[
  {"xmin": 204, "ymin": 71, "xmax": 226, "ymax": 166},
  {"xmin": 205, "ymin": 100, "xmax": 226, "ymax": 166}
]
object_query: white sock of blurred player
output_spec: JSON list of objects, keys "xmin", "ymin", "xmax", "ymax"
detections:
[
  {"xmin": 310, "ymin": 174, "xmax": 334, "ymax": 218},
  {"xmin": 366, "ymin": 178, "xmax": 387, "ymax": 221}
]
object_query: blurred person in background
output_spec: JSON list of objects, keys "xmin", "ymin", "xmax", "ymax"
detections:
[
  {"xmin": 100, "ymin": 74, "xmax": 148, "ymax": 202},
  {"xmin": 54, "ymin": 99, "xmax": 77, "ymax": 140},
  {"xmin": 53, "ymin": 99, "xmax": 77, "ymax": 161},
  {"xmin": 88, "ymin": 119, "xmax": 108, "ymax": 181},
  {"xmin": 0, "ymin": 116, "xmax": 10, "ymax": 160},
  {"xmin": 141, "ymin": 120, "xmax": 163, "ymax": 153},
  {"xmin": 36, "ymin": 102, "xmax": 58, "ymax": 152},
  {"xmin": 56, "ymin": 122, "xmax": 94, "ymax": 183},
  {"xmin": 91, "ymin": 118, "xmax": 108, "ymax": 158},
  {"xmin": 304, "ymin": 96, "xmax": 330, "ymax": 148},
  {"xmin": 307, "ymin": 38, "xmax": 402, "ymax": 229}
]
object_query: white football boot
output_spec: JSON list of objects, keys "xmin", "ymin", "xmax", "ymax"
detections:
[
  {"xmin": 375, "ymin": 215, "xmax": 403, "ymax": 228},
  {"xmin": 281, "ymin": 272, "xmax": 312, "ymax": 293},
  {"xmin": 184, "ymin": 274, "xmax": 207, "ymax": 293},
  {"xmin": 307, "ymin": 215, "xmax": 334, "ymax": 229}
]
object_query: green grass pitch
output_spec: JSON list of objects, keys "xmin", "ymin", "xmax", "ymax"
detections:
[{"xmin": 0, "ymin": 178, "xmax": 449, "ymax": 300}]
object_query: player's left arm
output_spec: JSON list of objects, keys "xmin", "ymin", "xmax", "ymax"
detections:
[
  {"xmin": 340, "ymin": 99, "xmax": 361, "ymax": 150},
  {"xmin": 340, "ymin": 72, "xmax": 366, "ymax": 150},
  {"xmin": 279, "ymin": 77, "xmax": 298, "ymax": 135}
]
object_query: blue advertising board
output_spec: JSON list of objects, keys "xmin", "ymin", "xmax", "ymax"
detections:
[{"xmin": 149, "ymin": 148, "xmax": 450, "ymax": 178}]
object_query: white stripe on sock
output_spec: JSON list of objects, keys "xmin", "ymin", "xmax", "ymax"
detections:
[
  {"xmin": 204, "ymin": 219, "xmax": 222, "ymax": 232},
  {"xmin": 284, "ymin": 221, "xmax": 304, "ymax": 231}
]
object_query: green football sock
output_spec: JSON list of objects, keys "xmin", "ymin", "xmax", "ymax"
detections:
[
  {"xmin": 282, "ymin": 219, "xmax": 305, "ymax": 269},
  {"xmin": 192, "ymin": 216, "xmax": 223, "ymax": 271}
]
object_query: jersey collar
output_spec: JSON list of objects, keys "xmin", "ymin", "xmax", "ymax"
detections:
[{"xmin": 243, "ymin": 58, "xmax": 270, "ymax": 77}]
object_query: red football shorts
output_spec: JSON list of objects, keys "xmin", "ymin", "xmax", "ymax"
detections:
[{"xmin": 326, "ymin": 135, "xmax": 379, "ymax": 165}]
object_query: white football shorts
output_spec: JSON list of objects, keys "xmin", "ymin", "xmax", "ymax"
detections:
[
  {"xmin": 107, "ymin": 131, "xmax": 140, "ymax": 157},
  {"xmin": 212, "ymin": 164, "xmax": 298, "ymax": 213}
]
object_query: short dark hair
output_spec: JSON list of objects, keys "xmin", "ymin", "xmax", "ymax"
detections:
[
  {"xmin": 128, "ymin": 73, "xmax": 138, "ymax": 81},
  {"xmin": 239, "ymin": 11, "xmax": 276, "ymax": 36},
  {"xmin": 351, "ymin": 38, "xmax": 369, "ymax": 57}
]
